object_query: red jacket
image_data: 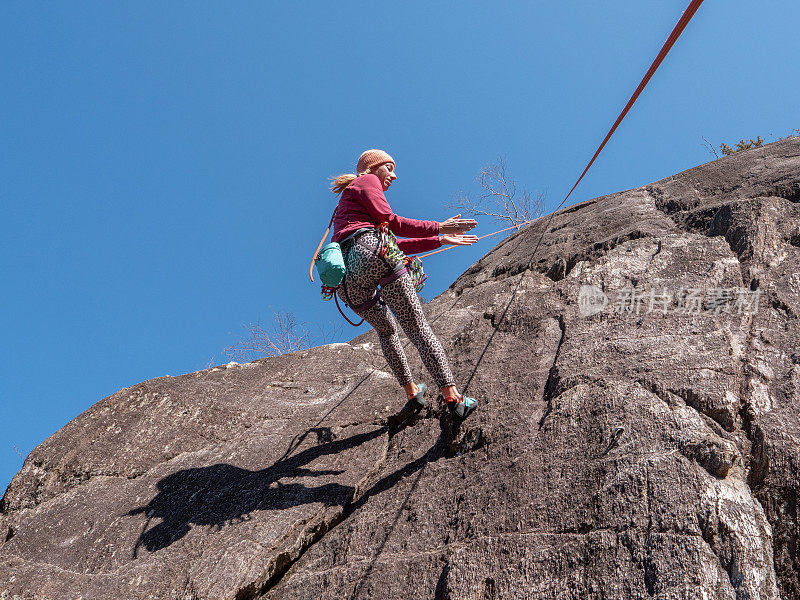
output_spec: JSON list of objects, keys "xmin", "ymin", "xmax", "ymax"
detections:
[{"xmin": 331, "ymin": 174, "xmax": 441, "ymax": 255}]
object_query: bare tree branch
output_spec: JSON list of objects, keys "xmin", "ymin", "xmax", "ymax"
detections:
[
  {"xmin": 448, "ymin": 156, "xmax": 544, "ymax": 231},
  {"xmin": 702, "ymin": 136, "xmax": 719, "ymax": 158},
  {"xmin": 224, "ymin": 310, "xmax": 340, "ymax": 362}
]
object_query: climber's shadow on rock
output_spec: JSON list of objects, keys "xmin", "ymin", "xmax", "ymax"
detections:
[{"xmin": 126, "ymin": 426, "xmax": 387, "ymax": 557}]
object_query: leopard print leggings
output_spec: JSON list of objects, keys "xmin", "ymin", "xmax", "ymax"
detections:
[{"xmin": 339, "ymin": 230, "xmax": 456, "ymax": 389}]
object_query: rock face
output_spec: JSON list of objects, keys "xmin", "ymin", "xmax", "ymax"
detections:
[{"xmin": 2, "ymin": 138, "xmax": 799, "ymax": 599}]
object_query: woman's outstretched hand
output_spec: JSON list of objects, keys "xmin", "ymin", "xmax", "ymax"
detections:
[
  {"xmin": 440, "ymin": 214, "xmax": 477, "ymax": 235},
  {"xmin": 439, "ymin": 234, "xmax": 479, "ymax": 246}
]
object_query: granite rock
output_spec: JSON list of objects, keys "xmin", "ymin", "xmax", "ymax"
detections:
[{"xmin": 2, "ymin": 138, "xmax": 799, "ymax": 599}]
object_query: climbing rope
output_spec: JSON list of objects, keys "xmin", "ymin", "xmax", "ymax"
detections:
[
  {"xmin": 459, "ymin": 0, "xmax": 706, "ymax": 394},
  {"xmin": 418, "ymin": 219, "xmax": 540, "ymax": 260},
  {"xmin": 421, "ymin": 0, "xmax": 705, "ymax": 265},
  {"xmin": 539, "ymin": 0, "xmax": 706, "ymax": 243}
]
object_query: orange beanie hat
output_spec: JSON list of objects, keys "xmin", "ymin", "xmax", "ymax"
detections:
[{"xmin": 356, "ymin": 149, "xmax": 395, "ymax": 175}]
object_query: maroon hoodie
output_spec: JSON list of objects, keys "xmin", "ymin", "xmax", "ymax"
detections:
[{"xmin": 331, "ymin": 174, "xmax": 441, "ymax": 255}]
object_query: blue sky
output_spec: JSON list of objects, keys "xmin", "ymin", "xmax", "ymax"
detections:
[{"xmin": 2, "ymin": 1, "xmax": 798, "ymax": 493}]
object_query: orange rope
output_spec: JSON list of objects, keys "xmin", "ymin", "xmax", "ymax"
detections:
[
  {"xmin": 418, "ymin": 218, "xmax": 540, "ymax": 260},
  {"xmin": 559, "ymin": 0, "xmax": 705, "ymax": 209},
  {"xmin": 309, "ymin": 208, "xmax": 337, "ymax": 282},
  {"xmin": 308, "ymin": 224, "xmax": 331, "ymax": 282},
  {"xmin": 418, "ymin": 0, "xmax": 705, "ymax": 265}
]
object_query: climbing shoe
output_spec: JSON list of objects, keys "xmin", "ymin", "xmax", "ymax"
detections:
[
  {"xmin": 445, "ymin": 394, "xmax": 478, "ymax": 419},
  {"xmin": 407, "ymin": 383, "xmax": 427, "ymax": 409}
]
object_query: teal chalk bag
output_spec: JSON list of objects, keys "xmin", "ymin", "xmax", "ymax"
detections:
[{"xmin": 315, "ymin": 242, "xmax": 346, "ymax": 289}]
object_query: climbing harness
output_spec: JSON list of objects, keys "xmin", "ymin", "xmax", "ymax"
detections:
[
  {"xmin": 334, "ymin": 225, "xmax": 425, "ymax": 326},
  {"xmin": 311, "ymin": 217, "xmax": 428, "ymax": 326},
  {"xmin": 340, "ymin": 255, "xmax": 407, "ymax": 312}
]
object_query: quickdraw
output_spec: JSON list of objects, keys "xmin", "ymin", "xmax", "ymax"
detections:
[
  {"xmin": 406, "ymin": 256, "xmax": 427, "ymax": 293},
  {"xmin": 377, "ymin": 222, "xmax": 427, "ymax": 293},
  {"xmin": 377, "ymin": 222, "xmax": 403, "ymax": 261}
]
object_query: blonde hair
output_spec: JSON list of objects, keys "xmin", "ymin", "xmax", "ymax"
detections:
[
  {"xmin": 330, "ymin": 169, "xmax": 371, "ymax": 195},
  {"xmin": 331, "ymin": 149, "xmax": 395, "ymax": 195}
]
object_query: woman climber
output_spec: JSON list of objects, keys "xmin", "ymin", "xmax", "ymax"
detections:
[{"xmin": 330, "ymin": 149, "xmax": 480, "ymax": 418}]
